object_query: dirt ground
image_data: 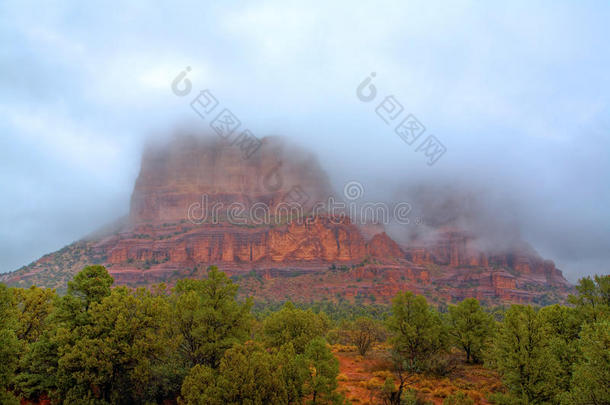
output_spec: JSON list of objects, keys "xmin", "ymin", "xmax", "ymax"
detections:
[{"xmin": 333, "ymin": 345, "xmax": 505, "ymax": 404}]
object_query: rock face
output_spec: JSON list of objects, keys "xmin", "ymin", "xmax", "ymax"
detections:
[
  {"xmin": 100, "ymin": 215, "xmax": 368, "ymax": 276},
  {"xmin": 1, "ymin": 134, "xmax": 571, "ymax": 304}
]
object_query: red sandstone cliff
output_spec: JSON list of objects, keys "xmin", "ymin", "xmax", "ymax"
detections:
[{"xmin": 1, "ymin": 134, "xmax": 571, "ymax": 304}]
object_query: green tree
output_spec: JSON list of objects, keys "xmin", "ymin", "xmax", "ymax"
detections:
[
  {"xmin": 0, "ymin": 284, "xmax": 20, "ymax": 404},
  {"xmin": 180, "ymin": 342, "xmax": 300, "ymax": 405},
  {"xmin": 539, "ymin": 304, "xmax": 582, "ymax": 396},
  {"xmin": 171, "ymin": 266, "xmax": 252, "ymax": 368},
  {"xmin": 385, "ymin": 292, "xmax": 447, "ymax": 404},
  {"xmin": 387, "ymin": 292, "xmax": 447, "ymax": 373},
  {"xmin": 16, "ymin": 266, "xmax": 115, "ymax": 402},
  {"xmin": 11, "ymin": 287, "xmax": 58, "ymax": 401},
  {"xmin": 217, "ymin": 342, "xmax": 289, "ymax": 404},
  {"xmin": 67, "ymin": 264, "xmax": 114, "ymax": 309},
  {"xmin": 488, "ymin": 305, "xmax": 559, "ymax": 404},
  {"xmin": 568, "ymin": 275, "xmax": 610, "ymax": 323},
  {"xmin": 563, "ymin": 320, "xmax": 610, "ymax": 405},
  {"xmin": 302, "ymin": 337, "xmax": 344, "ymax": 405},
  {"xmin": 276, "ymin": 343, "xmax": 308, "ymax": 404},
  {"xmin": 13, "ymin": 333, "xmax": 60, "ymax": 401},
  {"xmin": 179, "ymin": 363, "xmax": 222, "ymax": 405},
  {"xmin": 55, "ymin": 265, "xmax": 114, "ymax": 328},
  {"xmin": 12, "ymin": 286, "xmax": 56, "ymax": 343},
  {"xmin": 262, "ymin": 302, "xmax": 329, "ymax": 354},
  {"xmin": 57, "ymin": 287, "xmax": 175, "ymax": 404},
  {"xmin": 447, "ymin": 298, "xmax": 494, "ymax": 363}
]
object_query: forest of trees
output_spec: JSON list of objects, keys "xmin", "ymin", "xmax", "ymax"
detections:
[{"xmin": 0, "ymin": 265, "xmax": 608, "ymax": 404}]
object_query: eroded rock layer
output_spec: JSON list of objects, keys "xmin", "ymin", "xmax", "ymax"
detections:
[{"xmin": 1, "ymin": 135, "xmax": 571, "ymax": 304}]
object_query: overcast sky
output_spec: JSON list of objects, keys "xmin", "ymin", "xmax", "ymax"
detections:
[{"xmin": 1, "ymin": 0, "xmax": 609, "ymax": 282}]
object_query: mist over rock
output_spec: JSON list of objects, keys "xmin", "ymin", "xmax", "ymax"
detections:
[
  {"xmin": 130, "ymin": 133, "xmax": 334, "ymax": 224},
  {"xmin": 1, "ymin": 132, "xmax": 571, "ymax": 304},
  {"xmin": 389, "ymin": 181, "xmax": 522, "ymax": 252}
]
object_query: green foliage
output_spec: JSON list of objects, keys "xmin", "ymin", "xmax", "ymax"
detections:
[
  {"xmin": 275, "ymin": 342, "xmax": 309, "ymax": 403},
  {"xmin": 538, "ymin": 304, "xmax": 582, "ymax": 394},
  {"xmin": 13, "ymin": 333, "xmax": 60, "ymax": 400},
  {"xmin": 487, "ymin": 305, "xmax": 559, "ymax": 404},
  {"xmin": 215, "ymin": 342, "xmax": 288, "ymax": 404},
  {"xmin": 0, "ymin": 284, "xmax": 20, "ymax": 403},
  {"xmin": 262, "ymin": 302, "xmax": 329, "ymax": 354},
  {"xmin": 486, "ymin": 275, "xmax": 609, "ymax": 405},
  {"xmin": 57, "ymin": 287, "xmax": 175, "ymax": 404},
  {"xmin": 12, "ymin": 286, "xmax": 56, "ymax": 343},
  {"xmin": 5, "ymin": 265, "xmax": 354, "ymax": 404},
  {"xmin": 3, "ymin": 268, "xmax": 610, "ymax": 405},
  {"xmin": 252, "ymin": 299, "xmax": 390, "ymax": 322},
  {"xmin": 568, "ymin": 274, "xmax": 609, "ymax": 323},
  {"xmin": 302, "ymin": 337, "xmax": 345, "ymax": 405},
  {"xmin": 67, "ymin": 264, "xmax": 114, "ymax": 309},
  {"xmin": 179, "ymin": 341, "xmax": 290, "ymax": 405},
  {"xmin": 447, "ymin": 298, "xmax": 494, "ymax": 363},
  {"xmin": 179, "ymin": 363, "xmax": 221, "ymax": 405},
  {"xmin": 384, "ymin": 292, "xmax": 449, "ymax": 404},
  {"xmin": 387, "ymin": 292, "xmax": 448, "ymax": 373},
  {"xmin": 179, "ymin": 337, "xmax": 346, "ymax": 405},
  {"xmin": 6, "ymin": 264, "xmax": 349, "ymax": 404},
  {"xmin": 171, "ymin": 266, "xmax": 253, "ymax": 368},
  {"xmin": 562, "ymin": 320, "xmax": 610, "ymax": 404},
  {"xmin": 55, "ymin": 265, "xmax": 114, "ymax": 328}
]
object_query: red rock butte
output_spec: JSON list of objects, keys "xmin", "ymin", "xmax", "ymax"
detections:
[{"xmin": 1, "ymin": 134, "xmax": 571, "ymax": 304}]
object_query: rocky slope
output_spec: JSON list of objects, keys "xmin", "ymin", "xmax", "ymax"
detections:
[{"xmin": 1, "ymin": 134, "xmax": 571, "ymax": 304}]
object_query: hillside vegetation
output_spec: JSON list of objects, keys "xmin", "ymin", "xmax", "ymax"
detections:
[{"xmin": 0, "ymin": 267, "xmax": 607, "ymax": 404}]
